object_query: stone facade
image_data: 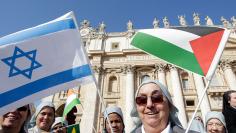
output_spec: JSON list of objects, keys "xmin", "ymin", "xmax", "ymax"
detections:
[{"xmin": 52, "ymin": 14, "xmax": 236, "ymax": 132}]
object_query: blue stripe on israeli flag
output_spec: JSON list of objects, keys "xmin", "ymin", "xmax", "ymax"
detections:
[
  {"xmin": 0, "ymin": 64, "xmax": 91, "ymax": 108},
  {"xmin": 0, "ymin": 18, "xmax": 75, "ymax": 46}
]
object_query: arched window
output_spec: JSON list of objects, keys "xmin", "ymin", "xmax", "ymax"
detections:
[
  {"xmin": 181, "ymin": 72, "xmax": 189, "ymax": 89},
  {"xmin": 141, "ymin": 75, "xmax": 150, "ymax": 83},
  {"xmin": 108, "ymin": 76, "xmax": 118, "ymax": 92}
]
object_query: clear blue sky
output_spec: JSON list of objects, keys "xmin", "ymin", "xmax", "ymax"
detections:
[{"xmin": 0, "ymin": 0, "xmax": 235, "ymax": 37}]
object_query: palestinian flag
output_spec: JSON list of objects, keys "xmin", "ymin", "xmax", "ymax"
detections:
[
  {"xmin": 131, "ymin": 26, "xmax": 230, "ymax": 80},
  {"xmin": 63, "ymin": 89, "xmax": 81, "ymax": 117}
]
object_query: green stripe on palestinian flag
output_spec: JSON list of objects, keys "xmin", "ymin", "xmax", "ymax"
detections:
[
  {"xmin": 63, "ymin": 91, "xmax": 81, "ymax": 117},
  {"xmin": 131, "ymin": 27, "xmax": 230, "ymax": 80}
]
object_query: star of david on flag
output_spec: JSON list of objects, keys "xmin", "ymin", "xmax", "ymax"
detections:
[
  {"xmin": 0, "ymin": 12, "xmax": 94, "ymax": 115},
  {"xmin": 1, "ymin": 46, "xmax": 42, "ymax": 79}
]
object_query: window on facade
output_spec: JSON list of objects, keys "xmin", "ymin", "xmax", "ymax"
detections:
[
  {"xmin": 141, "ymin": 75, "xmax": 150, "ymax": 83},
  {"xmin": 111, "ymin": 42, "xmax": 119, "ymax": 51},
  {"xmin": 181, "ymin": 73, "xmax": 189, "ymax": 89},
  {"xmin": 186, "ymin": 100, "xmax": 195, "ymax": 106},
  {"xmin": 108, "ymin": 76, "xmax": 118, "ymax": 92}
]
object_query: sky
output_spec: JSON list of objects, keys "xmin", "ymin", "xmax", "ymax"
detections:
[{"xmin": 0, "ymin": 0, "xmax": 235, "ymax": 37}]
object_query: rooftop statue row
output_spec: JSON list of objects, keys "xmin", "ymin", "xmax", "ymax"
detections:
[{"xmin": 79, "ymin": 13, "xmax": 236, "ymax": 33}]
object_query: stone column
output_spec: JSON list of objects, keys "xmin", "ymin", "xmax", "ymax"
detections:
[
  {"xmin": 193, "ymin": 74, "xmax": 211, "ymax": 121},
  {"xmin": 80, "ymin": 65, "xmax": 102, "ymax": 133},
  {"xmin": 221, "ymin": 60, "xmax": 236, "ymax": 90},
  {"xmin": 125, "ymin": 65, "xmax": 135, "ymax": 133},
  {"xmin": 155, "ymin": 64, "xmax": 167, "ymax": 86},
  {"xmin": 169, "ymin": 65, "xmax": 188, "ymax": 128}
]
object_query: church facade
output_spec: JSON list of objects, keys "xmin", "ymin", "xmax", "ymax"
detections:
[{"xmin": 52, "ymin": 14, "xmax": 236, "ymax": 132}]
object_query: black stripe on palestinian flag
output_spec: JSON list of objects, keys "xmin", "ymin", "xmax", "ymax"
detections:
[{"xmin": 171, "ymin": 26, "xmax": 224, "ymax": 36}]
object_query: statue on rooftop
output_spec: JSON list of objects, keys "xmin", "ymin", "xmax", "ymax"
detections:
[
  {"xmin": 178, "ymin": 15, "xmax": 187, "ymax": 26},
  {"xmin": 163, "ymin": 16, "xmax": 170, "ymax": 28},
  {"xmin": 205, "ymin": 16, "xmax": 214, "ymax": 26},
  {"xmin": 153, "ymin": 18, "xmax": 160, "ymax": 29},
  {"xmin": 127, "ymin": 20, "xmax": 133, "ymax": 31},
  {"xmin": 231, "ymin": 16, "xmax": 236, "ymax": 28},
  {"xmin": 221, "ymin": 16, "xmax": 230, "ymax": 28},
  {"xmin": 193, "ymin": 12, "xmax": 200, "ymax": 26},
  {"xmin": 80, "ymin": 20, "xmax": 90, "ymax": 28},
  {"xmin": 98, "ymin": 21, "xmax": 106, "ymax": 33}
]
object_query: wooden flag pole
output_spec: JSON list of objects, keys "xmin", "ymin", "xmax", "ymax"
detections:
[{"xmin": 184, "ymin": 78, "xmax": 212, "ymax": 133}]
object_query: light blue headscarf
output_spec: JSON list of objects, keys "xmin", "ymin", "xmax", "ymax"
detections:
[{"xmin": 130, "ymin": 79, "xmax": 182, "ymax": 132}]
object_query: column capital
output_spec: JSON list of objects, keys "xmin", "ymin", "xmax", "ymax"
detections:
[
  {"xmin": 220, "ymin": 60, "xmax": 233, "ymax": 71},
  {"xmin": 167, "ymin": 64, "xmax": 177, "ymax": 71},
  {"xmin": 124, "ymin": 65, "xmax": 135, "ymax": 73},
  {"xmin": 155, "ymin": 63, "xmax": 166, "ymax": 72},
  {"xmin": 92, "ymin": 65, "xmax": 104, "ymax": 74}
]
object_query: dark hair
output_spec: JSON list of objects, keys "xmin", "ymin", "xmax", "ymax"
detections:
[{"xmin": 227, "ymin": 90, "xmax": 236, "ymax": 101}]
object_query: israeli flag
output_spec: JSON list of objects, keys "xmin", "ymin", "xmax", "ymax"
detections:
[{"xmin": 0, "ymin": 12, "xmax": 93, "ymax": 115}]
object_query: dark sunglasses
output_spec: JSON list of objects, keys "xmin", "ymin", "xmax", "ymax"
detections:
[
  {"xmin": 17, "ymin": 106, "xmax": 28, "ymax": 111},
  {"xmin": 136, "ymin": 95, "xmax": 164, "ymax": 105}
]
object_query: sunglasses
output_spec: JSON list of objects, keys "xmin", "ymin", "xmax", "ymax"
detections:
[
  {"xmin": 136, "ymin": 94, "xmax": 164, "ymax": 105},
  {"xmin": 17, "ymin": 106, "xmax": 28, "ymax": 111}
]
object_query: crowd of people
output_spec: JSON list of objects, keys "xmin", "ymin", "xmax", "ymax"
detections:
[
  {"xmin": 0, "ymin": 101, "xmax": 77, "ymax": 133},
  {"xmin": 0, "ymin": 79, "xmax": 236, "ymax": 133},
  {"xmin": 103, "ymin": 79, "xmax": 236, "ymax": 133}
]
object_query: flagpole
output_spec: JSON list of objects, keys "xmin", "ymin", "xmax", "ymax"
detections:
[
  {"xmin": 70, "ymin": 12, "xmax": 114, "ymax": 133},
  {"xmin": 184, "ymin": 78, "xmax": 212, "ymax": 133},
  {"xmin": 79, "ymin": 100, "xmax": 98, "ymax": 133},
  {"xmin": 91, "ymin": 72, "xmax": 115, "ymax": 133}
]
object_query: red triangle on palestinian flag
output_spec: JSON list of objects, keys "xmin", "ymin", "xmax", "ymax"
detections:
[{"xmin": 190, "ymin": 30, "xmax": 224, "ymax": 76}]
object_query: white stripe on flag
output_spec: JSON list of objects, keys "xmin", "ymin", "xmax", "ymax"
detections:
[
  {"xmin": 0, "ymin": 13, "xmax": 93, "ymax": 115},
  {"xmin": 139, "ymin": 28, "xmax": 200, "ymax": 52}
]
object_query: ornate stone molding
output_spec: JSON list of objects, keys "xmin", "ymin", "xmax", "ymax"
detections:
[
  {"xmin": 92, "ymin": 65, "xmax": 104, "ymax": 74},
  {"xmin": 124, "ymin": 65, "xmax": 135, "ymax": 73},
  {"xmin": 167, "ymin": 64, "xmax": 177, "ymax": 71},
  {"xmin": 155, "ymin": 63, "xmax": 166, "ymax": 72},
  {"xmin": 220, "ymin": 60, "xmax": 233, "ymax": 71}
]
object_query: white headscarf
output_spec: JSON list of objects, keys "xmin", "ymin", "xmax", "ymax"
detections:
[
  {"xmin": 30, "ymin": 101, "xmax": 55, "ymax": 127},
  {"xmin": 205, "ymin": 111, "xmax": 228, "ymax": 133},
  {"xmin": 130, "ymin": 79, "xmax": 182, "ymax": 131}
]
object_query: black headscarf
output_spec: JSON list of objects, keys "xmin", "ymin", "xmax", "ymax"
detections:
[{"xmin": 222, "ymin": 90, "xmax": 236, "ymax": 133}]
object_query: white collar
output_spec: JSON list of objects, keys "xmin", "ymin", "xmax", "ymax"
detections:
[{"xmin": 141, "ymin": 122, "xmax": 172, "ymax": 133}]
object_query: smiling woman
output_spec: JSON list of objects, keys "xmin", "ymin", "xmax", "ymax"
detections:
[
  {"xmin": 28, "ymin": 102, "xmax": 55, "ymax": 133},
  {"xmin": 0, "ymin": 104, "xmax": 32, "ymax": 133},
  {"xmin": 131, "ymin": 79, "xmax": 198, "ymax": 133}
]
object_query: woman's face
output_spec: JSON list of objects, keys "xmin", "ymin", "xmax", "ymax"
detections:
[
  {"xmin": 229, "ymin": 92, "xmax": 236, "ymax": 108},
  {"xmin": 207, "ymin": 118, "xmax": 225, "ymax": 133},
  {"xmin": 105, "ymin": 113, "xmax": 124, "ymax": 133},
  {"xmin": 136, "ymin": 83, "xmax": 169, "ymax": 128},
  {"xmin": 36, "ymin": 107, "xmax": 55, "ymax": 131},
  {"xmin": 1, "ymin": 106, "xmax": 29, "ymax": 130}
]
